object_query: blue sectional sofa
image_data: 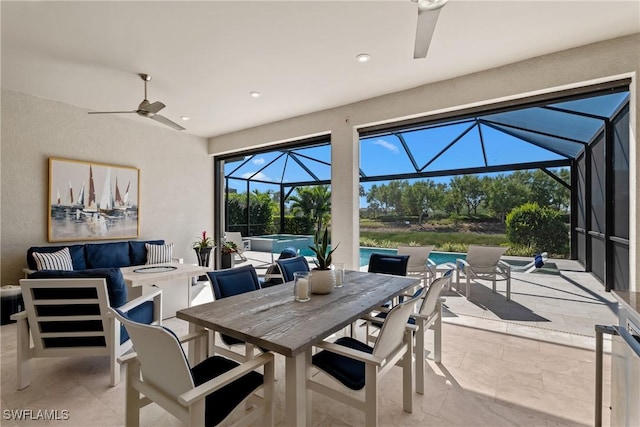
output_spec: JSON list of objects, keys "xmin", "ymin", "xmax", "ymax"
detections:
[{"xmin": 26, "ymin": 239, "xmax": 166, "ymax": 272}]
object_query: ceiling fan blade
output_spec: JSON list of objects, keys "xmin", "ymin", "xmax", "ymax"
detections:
[
  {"xmin": 151, "ymin": 114, "xmax": 186, "ymax": 131},
  {"xmin": 144, "ymin": 101, "xmax": 165, "ymax": 114},
  {"xmin": 413, "ymin": 7, "xmax": 442, "ymax": 59},
  {"xmin": 88, "ymin": 110, "xmax": 136, "ymax": 115}
]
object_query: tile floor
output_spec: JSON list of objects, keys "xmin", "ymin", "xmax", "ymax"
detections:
[{"xmin": 0, "ymin": 260, "xmax": 620, "ymax": 426}]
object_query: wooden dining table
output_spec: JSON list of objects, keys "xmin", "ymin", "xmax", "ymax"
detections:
[{"xmin": 177, "ymin": 269, "xmax": 420, "ymax": 426}]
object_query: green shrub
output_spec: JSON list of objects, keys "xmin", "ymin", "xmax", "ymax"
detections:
[{"xmin": 506, "ymin": 203, "xmax": 568, "ymax": 255}]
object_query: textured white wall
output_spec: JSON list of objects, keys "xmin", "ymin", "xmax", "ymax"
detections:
[
  {"xmin": 1, "ymin": 89, "xmax": 213, "ymax": 284},
  {"xmin": 208, "ymin": 34, "xmax": 640, "ymax": 288}
]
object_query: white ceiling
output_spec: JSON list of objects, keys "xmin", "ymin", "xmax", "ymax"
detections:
[{"xmin": 2, "ymin": 0, "xmax": 639, "ymax": 138}]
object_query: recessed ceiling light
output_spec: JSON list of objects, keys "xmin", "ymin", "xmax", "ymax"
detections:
[
  {"xmin": 180, "ymin": 116, "xmax": 190, "ymax": 121},
  {"xmin": 356, "ymin": 53, "xmax": 371, "ymax": 63},
  {"xmin": 250, "ymin": 91, "xmax": 262, "ymax": 98}
]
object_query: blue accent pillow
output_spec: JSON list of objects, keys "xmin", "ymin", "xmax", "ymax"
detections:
[
  {"xmin": 27, "ymin": 245, "xmax": 87, "ymax": 270},
  {"xmin": 129, "ymin": 240, "xmax": 165, "ymax": 266},
  {"xmin": 86, "ymin": 242, "xmax": 130, "ymax": 268},
  {"xmin": 28, "ymin": 268, "xmax": 128, "ymax": 308}
]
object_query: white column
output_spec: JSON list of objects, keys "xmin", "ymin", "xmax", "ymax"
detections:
[{"xmin": 331, "ymin": 121, "xmax": 360, "ymax": 271}]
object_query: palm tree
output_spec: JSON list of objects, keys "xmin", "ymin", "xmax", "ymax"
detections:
[{"xmin": 289, "ymin": 185, "xmax": 331, "ymax": 234}]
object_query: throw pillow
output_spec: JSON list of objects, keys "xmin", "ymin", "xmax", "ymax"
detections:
[
  {"xmin": 145, "ymin": 243, "xmax": 174, "ymax": 264},
  {"xmin": 32, "ymin": 247, "xmax": 74, "ymax": 271}
]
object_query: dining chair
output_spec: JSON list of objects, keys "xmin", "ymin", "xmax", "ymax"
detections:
[
  {"xmin": 112, "ymin": 310, "xmax": 274, "ymax": 427},
  {"xmin": 308, "ymin": 290, "xmax": 422, "ymax": 426},
  {"xmin": 455, "ymin": 245, "xmax": 511, "ymax": 300},
  {"xmin": 206, "ymin": 265, "xmax": 263, "ymax": 362},
  {"xmin": 363, "ymin": 269, "xmax": 453, "ymax": 394},
  {"xmin": 261, "ymin": 247, "xmax": 300, "ymax": 287},
  {"xmin": 367, "ymin": 253, "xmax": 410, "ymax": 276},
  {"xmin": 396, "ymin": 245, "xmax": 437, "ymax": 285},
  {"xmin": 275, "ymin": 255, "xmax": 310, "ymax": 282},
  {"xmin": 13, "ymin": 274, "xmax": 161, "ymax": 389}
]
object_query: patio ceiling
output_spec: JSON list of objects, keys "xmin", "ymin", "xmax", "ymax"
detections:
[{"xmin": 224, "ymin": 89, "xmax": 630, "ymax": 187}]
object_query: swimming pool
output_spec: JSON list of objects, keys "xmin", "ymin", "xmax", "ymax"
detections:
[
  {"xmin": 252, "ymin": 234, "xmax": 465, "ymax": 267},
  {"xmin": 300, "ymin": 245, "xmax": 465, "ymax": 267}
]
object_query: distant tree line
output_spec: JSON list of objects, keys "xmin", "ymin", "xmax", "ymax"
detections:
[{"xmin": 364, "ymin": 169, "xmax": 570, "ymax": 223}]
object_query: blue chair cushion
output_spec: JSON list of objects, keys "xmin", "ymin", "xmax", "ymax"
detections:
[
  {"xmin": 312, "ymin": 337, "xmax": 374, "ymax": 391},
  {"xmin": 28, "ymin": 267, "xmax": 128, "ymax": 308},
  {"xmin": 191, "ymin": 356, "xmax": 263, "ymax": 427},
  {"xmin": 85, "ymin": 241, "xmax": 131, "ymax": 268},
  {"xmin": 27, "ymin": 245, "xmax": 87, "ymax": 271},
  {"xmin": 275, "ymin": 256, "xmax": 310, "ymax": 283},
  {"xmin": 119, "ymin": 301, "xmax": 154, "ymax": 344},
  {"xmin": 368, "ymin": 253, "xmax": 409, "ymax": 276},
  {"xmin": 207, "ymin": 265, "xmax": 261, "ymax": 300},
  {"xmin": 129, "ymin": 240, "xmax": 165, "ymax": 266},
  {"xmin": 279, "ymin": 247, "xmax": 298, "ymax": 260}
]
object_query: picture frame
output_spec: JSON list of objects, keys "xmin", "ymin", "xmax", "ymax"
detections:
[{"xmin": 48, "ymin": 157, "xmax": 140, "ymax": 242}]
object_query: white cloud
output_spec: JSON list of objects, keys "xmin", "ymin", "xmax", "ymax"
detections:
[
  {"xmin": 241, "ymin": 171, "xmax": 270, "ymax": 181},
  {"xmin": 371, "ymin": 139, "xmax": 399, "ymax": 153},
  {"xmin": 252, "ymin": 157, "xmax": 265, "ymax": 165}
]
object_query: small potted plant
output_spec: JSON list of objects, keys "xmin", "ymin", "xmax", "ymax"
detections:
[
  {"xmin": 308, "ymin": 227, "xmax": 339, "ymax": 294},
  {"xmin": 193, "ymin": 230, "xmax": 214, "ymax": 267},
  {"xmin": 220, "ymin": 241, "xmax": 238, "ymax": 269}
]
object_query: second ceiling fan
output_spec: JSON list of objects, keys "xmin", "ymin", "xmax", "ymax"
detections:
[{"xmin": 412, "ymin": 0, "xmax": 449, "ymax": 59}]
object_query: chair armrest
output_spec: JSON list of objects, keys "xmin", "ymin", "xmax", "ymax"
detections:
[
  {"xmin": 178, "ymin": 352, "xmax": 274, "ymax": 406},
  {"xmin": 117, "ymin": 352, "xmax": 138, "ymax": 365},
  {"xmin": 10, "ymin": 311, "xmax": 27, "ymax": 321},
  {"xmin": 456, "ymin": 259, "xmax": 469, "ymax": 269},
  {"xmin": 23, "ymin": 268, "xmax": 36, "ymax": 278},
  {"xmin": 427, "ymin": 259, "xmax": 437, "ymax": 267},
  {"xmin": 178, "ymin": 330, "xmax": 209, "ymax": 345},
  {"xmin": 314, "ymin": 340, "xmax": 385, "ymax": 366},
  {"xmin": 118, "ymin": 288, "xmax": 163, "ymax": 313},
  {"xmin": 498, "ymin": 260, "xmax": 511, "ymax": 270}
]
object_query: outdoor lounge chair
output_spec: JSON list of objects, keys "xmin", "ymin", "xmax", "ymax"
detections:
[
  {"xmin": 224, "ymin": 232, "xmax": 249, "ymax": 262},
  {"xmin": 455, "ymin": 245, "xmax": 511, "ymax": 301},
  {"xmin": 397, "ymin": 245, "xmax": 437, "ymax": 285}
]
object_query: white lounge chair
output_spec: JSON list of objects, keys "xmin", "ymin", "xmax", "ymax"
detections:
[
  {"xmin": 397, "ymin": 245, "xmax": 437, "ymax": 285},
  {"xmin": 455, "ymin": 245, "xmax": 511, "ymax": 300},
  {"xmin": 224, "ymin": 231, "xmax": 249, "ymax": 262}
]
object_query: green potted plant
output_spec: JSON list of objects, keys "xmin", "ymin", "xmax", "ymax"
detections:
[
  {"xmin": 308, "ymin": 227, "xmax": 339, "ymax": 294},
  {"xmin": 193, "ymin": 230, "xmax": 214, "ymax": 267},
  {"xmin": 220, "ymin": 241, "xmax": 238, "ymax": 269}
]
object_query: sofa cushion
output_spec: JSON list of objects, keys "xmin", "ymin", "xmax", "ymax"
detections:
[
  {"xmin": 28, "ymin": 268, "xmax": 128, "ymax": 308},
  {"xmin": 85, "ymin": 241, "xmax": 131, "ymax": 269},
  {"xmin": 32, "ymin": 247, "xmax": 74, "ymax": 271},
  {"xmin": 129, "ymin": 240, "xmax": 165, "ymax": 266},
  {"xmin": 27, "ymin": 245, "xmax": 87, "ymax": 271},
  {"xmin": 145, "ymin": 242, "xmax": 174, "ymax": 264}
]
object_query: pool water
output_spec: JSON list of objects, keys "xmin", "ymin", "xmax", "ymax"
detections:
[{"xmin": 299, "ymin": 245, "xmax": 465, "ymax": 267}]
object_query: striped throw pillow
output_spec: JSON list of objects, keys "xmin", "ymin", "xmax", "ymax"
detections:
[
  {"xmin": 145, "ymin": 243, "xmax": 174, "ymax": 264},
  {"xmin": 32, "ymin": 247, "xmax": 74, "ymax": 271}
]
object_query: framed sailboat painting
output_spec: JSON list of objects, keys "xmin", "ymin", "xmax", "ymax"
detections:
[{"xmin": 48, "ymin": 157, "xmax": 140, "ymax": 242}]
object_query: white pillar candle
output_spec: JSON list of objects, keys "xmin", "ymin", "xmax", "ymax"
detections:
[{"xmin": 296, "ymin": 278, "xmax": 309, "ymax": 299}]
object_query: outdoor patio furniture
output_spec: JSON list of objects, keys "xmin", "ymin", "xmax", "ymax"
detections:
[
  {"xmin": 206, "ymin": 265, "xmax": 263, "ymax": 362},
  {"xmin": 363, "ymin": 269, "xmax": 452, "ymax": 394},
  {"xmin": 511, "ymin": 252, "xmax": 548, "ymax": 273},
  {"xmin": 113, "ymin": 310, "xmax": 274, "ymax": 427},
  {"xmin": 13, "ymin": 275, "xmax": 162, "ymax": 389},
  {"xmin": 397, "ymin": 245, "xmax": 437, "ymax": 285},
  {"xmin": 224, "ymin": 232, "xmax": 250, "ymax": 262},
  {"xmin": 309, "ymin": 288, "xmax": 421, "ymax": 426},
  {"xmin": 456, "ymin": 245, "xmax": 511, "ymax": 300},
  {"xmin": 367, "ymin": 253, "xmax": 409, "ymax": 276}
]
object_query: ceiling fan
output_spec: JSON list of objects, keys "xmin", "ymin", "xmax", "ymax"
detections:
[
  {"xmin": 412, "ymin": 0, "xmax": 449, "ymax": 59},
  {"xmin": 88, "ymin": 73, "xmax": 185, "ymax": 131}
]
